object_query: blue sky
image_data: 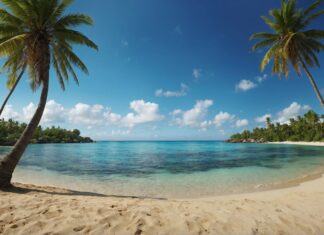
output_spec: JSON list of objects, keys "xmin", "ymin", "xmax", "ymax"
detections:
[{"xmin": 0, "ymin": 0, "xmax": 323, "ymax": 140}]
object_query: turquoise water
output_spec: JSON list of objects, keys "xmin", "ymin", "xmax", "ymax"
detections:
[{"xmin": 1, "ymin": 141, "xmax": 324, "ymax": 198}]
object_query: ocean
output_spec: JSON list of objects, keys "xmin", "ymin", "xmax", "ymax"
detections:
[{"xmin": 1, "ymin": 141, "xmax": 324, "ymax": 198}]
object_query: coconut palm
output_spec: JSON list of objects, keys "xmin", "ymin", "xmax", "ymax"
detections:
[
  {"xmin": 250, "ymin": 0, "xmax": 324, "ymax": 109},
  {"xmin": 0, "ymin": 64, "xmax": 26, "ymax": 117},
  {"xmin": 0, "ymin": 0, "xmax": 98, "ymax": 187}
]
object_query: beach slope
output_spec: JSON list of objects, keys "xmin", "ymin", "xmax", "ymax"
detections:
[{"xmin": 1, "ymin": 175, "xmax": 324, "ymax": 235}]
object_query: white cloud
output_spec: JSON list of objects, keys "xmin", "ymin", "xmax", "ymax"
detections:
[
  {"xmin": 1, "ymin": 105, "xmax": 19, "ymax": 120},
  {"xmin": 23, "ymin": 103, "xmax": 37, "ymax": 121},
  {"xmin": 121, "ymin": 100, "xmax": 164, "ymax": 128},
  {"xmin": 236, "ymin": 119, "xmax": 249, "ymax": 128},
  {"xmin": 111, "ymin": 129, "xmax": 131, "ymax": 136},
  {"xmin": 275, "ymin": 102, "xmax": 311, "ymax": 124},
  {"xmin": 172, "ymin": 99, "xmax": 213, "ymax": 129},
  {"xmin": 155, "ymin": 83, "xmax": 189, "ymax": 97},
  {"xmin": 256, "ymin": 74, "xmax": 268, "ymax": 83},
  {"xmin": 20, "ymin": 100, "xmax": 66, "ymax": 125},
  {"xmin": 235, "ymin": 79, "xmax": 257, "ymax": 92},
  {"xmin": 89, "ymin": 129, "xmax": 131, "ymax": 140},
  {"xmin": 69, "ymin": 101, "xmax": 164, "ymax": 129},
  {"xmin": 213, "ymin": 111, "xmax": 235, "ymax": 127},
  {"xmin": 193, "ymin": 68, "xmax": 202, "ymax": 80},
  {"xmin": 171, "ymin": 109, "xmax": 182, "ymax": 116},
  {"xmin": 42, "ymin": 100, "xmax": 65, "ymax": 124},
  {"xmin": 255, "ymin": 114, "xmax": 271, "ymax": 123},
  {"xmin": 69, "ymin": 103, "xmax": 107, "ymax": 128},
  {"xmin": 104, "ymin": 109, "xmax": 122, "ymax": 124},
  {"xmin": 13, "ymin": 99, "xmax": 163, "ymax": 129}
]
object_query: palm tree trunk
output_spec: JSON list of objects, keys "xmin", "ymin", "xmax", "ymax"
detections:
[
  {"xmin": 0, "ymin": 66, "xmax": 26, "ymax": 117},
  {"xmin": 0, "ymin": 77, "xmax": 48, "ymax": 187},
  {"xmin": 0, "ymin": 42, "xmax": 50, "ymax": 188},
  {"xmin": 300, "ymin": 59, "xmax": 324, "ymax": 111}
]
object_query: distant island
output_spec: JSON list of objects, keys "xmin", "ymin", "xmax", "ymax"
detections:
[
  {"xmin": 0, "ymin": 119, "xmax": 94, "ymax": 146},
  {"xmin": 227, "ymin": 110, "xmax": 324, "ymax": 143}
]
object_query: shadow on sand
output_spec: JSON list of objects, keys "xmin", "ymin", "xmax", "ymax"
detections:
[{"xmin": 1, "ymin": 183, "xmax": 167, "ymax": 201}]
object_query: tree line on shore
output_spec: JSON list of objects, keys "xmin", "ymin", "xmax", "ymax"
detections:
[
  {"xmin": 0, "ymin": 119, "xmax": 93, "ymax": 146},
  {"xmin": 228, "ymin": 110, "xmax": 324, "ymax": 143}
]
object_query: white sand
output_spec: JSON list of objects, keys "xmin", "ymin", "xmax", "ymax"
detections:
[
  {"xmin": 268, "ymin": 141, "xmax": 324, "ymax": 147},
  {"xmin": 1, "ymin": 140, "xmax": 324, "ymax": 234},
  {"xmin": 1, "ymin": 173, "xmax": 324, "ymax": 235}
]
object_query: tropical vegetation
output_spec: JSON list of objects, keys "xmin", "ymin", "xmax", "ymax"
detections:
[
  {"xmin": 228, "ymin": 110, "xmax": 324, "ymax": 143},
  {"xmin": 0, "ymin": 119, "xmax": 93, "ymax": 146},
  {"xmin": 250, "ymin": 0, "xmax": 324, "ymax": 109},
  {"xmin": 0, "ymin": 0, "xmax": 97, "ymax": 187}
]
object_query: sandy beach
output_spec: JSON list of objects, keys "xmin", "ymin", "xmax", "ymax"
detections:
[
  {"xmin": 1, "ymin": 142, "xmax": 324, "ymax": 235},
  {"xmin": 1, "ymin": 172, "xmax": 324, "ymax": 235},
  {"xmin": 268, "ymin": 141, "xmax": 324, "ymax": 147}
]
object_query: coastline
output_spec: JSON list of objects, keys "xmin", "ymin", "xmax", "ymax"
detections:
[
  {"xmin": 2, "ymin": 141, "xmax": 324, "ymax": 234},
  {"xmin": 268, "ymin": 141, "xmax": 324, "ymax": 147},
  {"xmin": 1, "ymin": 173, "xmax": 324, "ymax": 234}
]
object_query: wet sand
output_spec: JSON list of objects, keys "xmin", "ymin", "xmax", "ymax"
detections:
[{"xmin": 1, "ymin": 173, "xmax": 324, "ymax": 235}]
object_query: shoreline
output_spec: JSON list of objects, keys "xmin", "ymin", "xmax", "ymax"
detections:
[
  {"xmin": 268, "ymin": 141, "xmax": 324, "ymax": 147},
  {"xmin": 10, "ymin": 164, "xmax": 324, "ymax": 200},
  {"xmin": 2, "ymin": 142, "xmax": 324, "ymax": 234},
  {"xmin": 12, "ymin": 163, "xmax": 324, "ymax": 199},
  {"xmin": 1, "ymin": 173, "xmax": 324, "ymax": 234},
  {"xmin": 10, "ymin": 168, "xmax": 324, "ymax": 200}
]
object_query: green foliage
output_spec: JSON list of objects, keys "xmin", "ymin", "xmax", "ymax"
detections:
[
  {"xmin": 229, "ymin": 110, "xmax": 324, "ymax": 142},
  {"xmin": 0, "ymin": 119, "xmax": 93, "ymax": 146}
]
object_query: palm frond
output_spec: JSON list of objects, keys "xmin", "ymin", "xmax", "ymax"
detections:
[
  {"xmin": 249, "ymin": 32, "xmax": 278, "ymax": 40},
  {"xmin": 54, "ymin": 14, "xmax": 93, "ymax": 28},
  {"xmin": 54, "ymin": 29, "xmax": 98, "ymax": 50},
  {"xmin": 0, "ymin": 0, "xmax": 97, "ymax": 92},
  {"xmin": 252, "ymin": 38, "xmax": 278, "ymax": 51}
]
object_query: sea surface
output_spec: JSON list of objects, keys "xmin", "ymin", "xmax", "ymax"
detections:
[{"xmin": 1, "ymin": 141, "xmax": 324, "ymax": 198}]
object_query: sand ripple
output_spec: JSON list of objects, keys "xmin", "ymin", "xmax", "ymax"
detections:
[{"xmin": 1, "ymin": 179, "xmax": 324, "ymax": 235}]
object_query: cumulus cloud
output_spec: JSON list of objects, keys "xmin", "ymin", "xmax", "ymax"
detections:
[
  {"xmin": 20, "ymin": 100, "xmax": 67, "ymax": 125},
  {"xmin": 1, "ymin": 105, "xmax": 19, "ymax": 120},
  {"xmin": 235, "ymin": 79, "xmax": 257, "ymax": 92},
  {"xmin": 121, "ymin": 100, "xmax": 164, "ymax": 128},
  {"xmin": 155, "ymin": 83, "xmax": 189, "ymax": 97},
  {"xmin": 42, "ymin": 100, "xmax": 65, "ymax": 124},
  {"xmin": 89, "ymin": 129, "xmax": 131, "ymax": 140},
  {"xmin": 111, "ymin": 129, "xmax": 131, "ymax": 136},
  {"xmin": 23, "ymin": 103, "xmax": 37, "ymax": 121},
  {"xmin": 68, "ymin": 100, "xmax": 163, "ymax": 129},
  {"xmin": 171, "ymin": 101, "xmax": 247, "ymax": 131},
  {"xmin": 193, "ymin": 68, "xmax": 202, "ymax": 80},
  {"xmin": 255, "ymin": 114, "xmax": 271, "ymax": 123},
  {"xmin": 236, "ymin": 119, "xmax": 249, "ymax": 128},
  {"xmin": 213, "ymin": 111, "xmax": 235, "ymax": 127},
  {"xmin": 172, "ymin": 99, "xmax": 213, "ymax": 129},
  {"xmin": 275, "ymin": 102, "xmax": 311, "ymax": 124},
  {"xmin": 4, "ymin": 99, "xmax": 163, "ymax": 129},
  {"xmin": 69, "ymin": 103, "xmax": 107, "ymax": 128}
]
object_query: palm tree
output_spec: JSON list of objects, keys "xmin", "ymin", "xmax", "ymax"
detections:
[
  {"xmin": 250, "ymin": 0, "xmax": 324, "ymax": 110},
  {"xmin": 0, "ymin": 65, "xmax": 26, "ymax": 117},
  {"xmin": 0, "ymin": 0, "xmax": 98, "ymax": 187},
  {"xmin": 0, "ymin": 33, "xmax": 27, "ymax": 118}
]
